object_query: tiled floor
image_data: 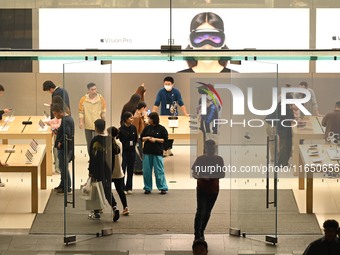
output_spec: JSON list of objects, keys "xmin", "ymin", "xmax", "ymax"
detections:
[{"xmin": 0, "ymin": 144, "xmax": 339, "ymax": 254}]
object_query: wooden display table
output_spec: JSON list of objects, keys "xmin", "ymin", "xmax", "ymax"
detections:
[
  {"xmin": 0, "ymin": 144, "xmax": 47, "ymax": 213},
  {"xmin": 298, "ymin": 144, "xmax": 339, "ymax": 213},
  {"xmin": 0, "ymin": 116, "xmax": 53, "ymax": 176},
  {"xmin": 159, "ymin": 115, "xmax": 203, "ymax": 156},
  {"xmin": 292, "ymin": 116, "xmax": 325, "ymax": 176}
]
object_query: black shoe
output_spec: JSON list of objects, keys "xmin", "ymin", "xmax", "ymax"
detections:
[
  {"xmin": 53, "ymin": 185, "xmax": 62, "ymax": 190},
  {"xmin": 113, "ymin": 207, "xmax": 120, "ymax": 222},
  {"xmin": 144, "ymin": 190, "xmax": 151, "ymax": 194},
  {"xmin": 88, "ymin": 212, "xmax": 101, "ymax": 220},
  {"xmin": 56, "ymin": 188, "xmax": 72, "ymax": 195},
  {"xmin": 160, "ymin": 190, "xmax": 167, "ymax": 195}
]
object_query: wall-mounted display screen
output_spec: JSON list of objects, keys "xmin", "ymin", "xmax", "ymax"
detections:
[
  {"xmin": 39, "ymin": 8, "xmax": 309, "ymax": 73},
  {"xmin": 0, "ymin": 9, "xmax": 32, "ymax": 72},
  {"xmin": 316, "ymin": 8, "xmax": 340, "ymax": 73}
]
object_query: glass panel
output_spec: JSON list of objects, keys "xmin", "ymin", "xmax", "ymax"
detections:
[
  {"xmin": 62, "ymin": 60, "xmax": 112, "ymax": 243},
  {"xmin": 229, "ymin": 61, "xmax": 279, "ymax": 240}
]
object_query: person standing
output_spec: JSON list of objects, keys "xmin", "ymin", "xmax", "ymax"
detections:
[
  {"xmin": 51, "ymin": 103, "xmax": 74, "ymax": 194},
  {"xmin": 107, "ymin": 126, "xmax": 130, "ymax": 215},
  {"xmin": 152, "ymin": 76, "xmax": 189, "ymax": 157},
  {"xmin": 303, "ymin": 219, "xmax": 340, "ymax": 255},
  {"xmin": 294, "ymin": 81, "xmax": 321, "ymax": 117},
  {"xmin": 0, "ymin": 84, "xmax": 11, "ymax": 187},
  {"xmin": 140, "ymin": 112, "xmax": 168, "ymax": 194},
  {"xmin": 322, "ymin": 101, "xmax": 340, "ymax": 142},
  {"xmin": 132, "ymin": 101, "xmax": 147, "ymax": 174},
  {"xmin": 134, "ymin": 84, "xmax": 146, "ymax": 102},
  {"xmin": 275, "ymin": 94, "xmax": 296, "ymax": 167},
  {"xmin": 42, "ymin": 80, "xmax": 71, "ymax": 118},
  {"xmin": 118, "ymin": 111, "xmax": 138, "ymax": 194},
  {"xmin": 88, "ymin": 119, "xmax": 120, "ymax": 221},
  {"xmin": 78, "ymin": 82, "xmax": 106, "ymax": 156},
  {"xmin": 121, "ymin": 94, "xmax": 141, "ymax": 119},
  {"xmin": 191, "ymin": 139, "xmax": 225, "ymax": 241}
]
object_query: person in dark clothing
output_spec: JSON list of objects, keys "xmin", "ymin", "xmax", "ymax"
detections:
[
  {"xmin": 51, "ymin": 103, "xmax": 74, "ymax": 194},
  {"xmin": 275, "ymin": 95, "xmax": 296, "ymax": 167},
  {"xmin": 140, "ymin": 112, "xmax": 168, "ymax": 194},
  {"xmin": 192, "ymin": 239, "xmax": 208, "ymax": 255},
  {"xmin": 266, "ymin": 94, "xmax": 296, "ymax": 168},
  {"xmin": 303, "ymin": 219, "xmax": 340, "ymax": 255},
  {"xmin": 88, "ymin": 119, "xmax": 120, "ymax": 221},
  {"xmin": 191, "ymin": 139, "xmax": 225, "ymax": 241},
  {"xmin": 322, "ymin": 101, "xmax": 340, "ymax": 142},
  {"xmin": 118, "ymin": 111, "xmax": 138, "ymax": 194},
  {"xmin": 42, "ymin": 80, "xmax": 71, "ymax": 118},
  {"xmin": 121, "ymin": 94, "xmax": 141, "ymax": 120},
  {"xmin": 107, "ymin": 126, "xmax": 130, "ymax": 216}
]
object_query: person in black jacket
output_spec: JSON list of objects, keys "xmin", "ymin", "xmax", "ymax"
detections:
[
  {"xmin": 88, "ymin": 119, "xmax": 120, "ymax": 221},
  {"xmin": 303, "ymin": 219, "xmax": 340, "ymax": 255},
  {"xmin": 275, "ymin": 95, "xmax": 296, "ymax": 167},
  {"xmin": 140, "ymin": 112, "xmax": 168, "ymax": 194},
  {"xmin": 51, "ymin": 103, "xmax": 74, "ymax": 194},
  {"xmin": 118, "ymin": 111, "xmax": 138, "ymax": 194},
  {"xmin": 42, "ymin": 80, "xmax": 71, "ymax": 118}
]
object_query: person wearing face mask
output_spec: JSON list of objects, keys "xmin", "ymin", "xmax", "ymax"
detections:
[
  {"xmin": 178, "ymin": 12, "xmax": 232, "ymax": 73},
  {"xmin": 152, "ymin": 76, "xmax": 189, "ymax": 157}
]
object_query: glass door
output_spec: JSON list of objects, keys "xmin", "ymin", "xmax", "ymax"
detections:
[
  {"xmin": 62, "ymin": 60, "xmax": 112, "ymax": 244},
  {"xmin": 228, "ymin": 61, "xmax": 279, "ymax": 243}
]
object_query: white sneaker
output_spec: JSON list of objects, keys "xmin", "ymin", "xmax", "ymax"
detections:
[
  {"xmin": 0, "ymin": 182, "xmax": 5, "ymax": 187},
  {"xmin": 167, "ymin": 149, "xmax": 173, "ymax": 156},
  {"xmin": 122, "ymin": 207, "xmax": 130, "ymax": 215},
  {"xmin": 127, "ymin": 190, "xmax": 132, "ymax": 195}
]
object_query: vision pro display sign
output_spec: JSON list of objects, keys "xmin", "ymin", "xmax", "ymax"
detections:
[{"xmin": 39, "ymin": 8, "xmax": 309, "ymax": 73}]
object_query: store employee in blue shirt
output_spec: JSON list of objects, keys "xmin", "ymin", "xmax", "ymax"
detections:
[{"xmin": 152, "ymin": 76, "xmax": 189, "ymax": 157}]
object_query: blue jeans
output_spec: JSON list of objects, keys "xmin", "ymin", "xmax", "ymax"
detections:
[
  {"xmin": 194, "ymin": 188, "xmax": 218, "ymax": 240},
  {"xmin": 142, "ymin": 154, "xmax": 168, "ymax": 192},
  {"xmin": 57, "ymin": 149, "xmax": 71, "ymax": 191}
]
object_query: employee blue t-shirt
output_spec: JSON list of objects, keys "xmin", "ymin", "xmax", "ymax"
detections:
[{"xmin": 154, "ymin": 87, "xmax": 184, "ymax": 116}]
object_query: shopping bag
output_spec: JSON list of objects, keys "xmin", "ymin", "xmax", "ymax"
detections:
[
  {"xmin": 79, "ymin": 177, "xmax": 92, "ymax": 200},
  {"xmin": 85, "ymin": 181, "xmax": 106, "ymax": 211}
]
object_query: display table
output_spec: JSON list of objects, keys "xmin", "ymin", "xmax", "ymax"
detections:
[
  {"xmin": 292, "ymin": 116, "xmax": 324, "ymax": 176},
  {"xmin": 0, "ymin": 116, "xmax": 53, "ymax": 176},
  {"xmin": 298, "ymin": 144, "xmax": 339, "ymax": 213},
  {"xmin": 159, "ymin": 116, "xmax": 204, "ymax": 156},
  {"xmin": 0, "ymin": 144, "xmax": 47, "ymax": 213}
]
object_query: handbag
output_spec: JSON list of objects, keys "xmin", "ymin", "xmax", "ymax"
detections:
[
  {"xmin": 85, "ymin": 181, "xmax": 107, "ymax": 211},
  {"xmin": 79, "ymin": 177, "xmax": 92, "ymax": 200},
  {"xmin": 112, "ymin": 154, "xmax": 124, "ymax": 179}
]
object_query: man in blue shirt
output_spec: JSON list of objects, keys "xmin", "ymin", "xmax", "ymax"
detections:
[{"xmin": 152, "ymin": 76, "xmax": 189, "ymax": 157}]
